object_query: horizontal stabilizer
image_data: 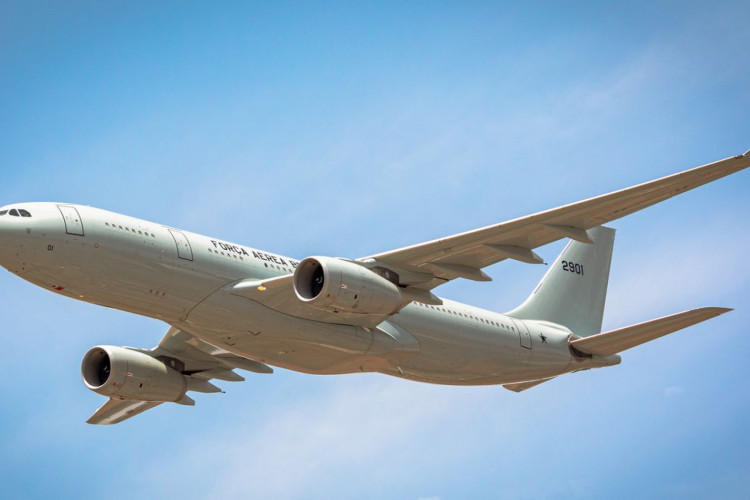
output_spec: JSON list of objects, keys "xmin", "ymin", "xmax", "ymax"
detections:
[{"xmin": 569, "ymin": 307, "xmax": 732, "ymax": 356}]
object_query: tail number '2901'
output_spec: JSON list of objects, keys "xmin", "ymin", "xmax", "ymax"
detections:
[{"xmin": 562, "ymin": 260, "xmax": 584, "ymax": 275}]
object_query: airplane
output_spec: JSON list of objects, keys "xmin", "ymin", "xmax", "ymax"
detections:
[{"xmin": 0, "ymin": 151, "xmax": 748, "ymax": 424}]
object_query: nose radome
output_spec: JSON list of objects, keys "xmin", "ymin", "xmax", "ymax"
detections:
[{"xmin": 0, "ymin": 207, "xmax": 11, "ymax": 260}]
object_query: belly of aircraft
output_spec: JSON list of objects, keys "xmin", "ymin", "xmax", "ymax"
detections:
[{"xmin": 180, "ymin": 290, "xmax": 577, "ymax": 384}]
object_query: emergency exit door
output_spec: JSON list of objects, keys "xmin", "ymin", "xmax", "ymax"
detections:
[
  {"xmin": 168, "ymin": 229, "xmax": 193, "ymax": 261},
  {"xmin": 511, "ymin": 318, "xmax": 532, "ymax": 349},
  {"xmin": 57, "ymin": 205, "xmax": 84, "ymax": 236}
]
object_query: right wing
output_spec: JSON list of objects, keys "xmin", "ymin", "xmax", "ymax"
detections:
[
  {"xmin": 229, "ymin": 151, "xmax": 749, "ymax": 326},
  {"xmin": 362, "ymin": 151, "xmax": 750, "ymax": 291}
]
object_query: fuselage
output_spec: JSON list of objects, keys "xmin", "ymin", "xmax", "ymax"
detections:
[{"xmin": 0, "ymin": 202, "xmax": 618, "ymax": 385}]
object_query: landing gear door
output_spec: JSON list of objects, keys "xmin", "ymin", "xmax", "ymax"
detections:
[
  {"xmin": 512, "ymin": 318, "xmax": 532, "ymax": 349},
  {"xmin": 57, "ymin": 205, "xmax": 84, "ymax": 236},
  {"xmin": 168, "ymin": 229, "xmax": 193, "ymax": 261}
]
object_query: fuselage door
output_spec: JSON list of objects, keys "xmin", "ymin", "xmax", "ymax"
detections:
[
  {"xmin": 57, "ymin": 205, "xmax": 84, "ymax": 236},
  {"xmin": 168, "ymin": 229, "xmax": 193, "ymax": 261},
  {"xmin": 512, "ymin": 318, "xmax": 532, "ymax": 349}
]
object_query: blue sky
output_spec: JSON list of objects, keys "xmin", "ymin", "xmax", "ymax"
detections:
[{"xmin": 1, "ymin": 1, "xmax": 749, "ymax": 498}]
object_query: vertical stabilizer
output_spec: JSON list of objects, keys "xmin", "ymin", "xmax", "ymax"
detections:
[{"xmin": 507, "ymin": 226, "xmax": 615, "ymax": 336}]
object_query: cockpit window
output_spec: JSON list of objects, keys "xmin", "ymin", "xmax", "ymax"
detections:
[{"xmin": 2, "ymin": 208, "xmax": 32, "ymax": 217}]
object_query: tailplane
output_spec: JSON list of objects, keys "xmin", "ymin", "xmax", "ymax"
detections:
[
  {"xmin": 569, "ymin": 307, "xmax": 731, "ymax": 356},
  {"xmin": 507, "ymin": 226, "xmax": 615, "ymax": 336}
]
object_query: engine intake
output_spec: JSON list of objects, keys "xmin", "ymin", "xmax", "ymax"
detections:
[
  {"xmin": 294, "ymin": 256, "xmax": 404, "ymax": 314},
  {"xmin": 81, "ymin": 346, "xmax": 187, "ymax": 402}
]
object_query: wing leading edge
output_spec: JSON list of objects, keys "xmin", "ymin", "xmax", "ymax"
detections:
[
  {"xmin": 227, "ymin": 151, "xmax": 748, "ymax": 326},
  {"xmin": 363, "ymin": 151, "xmax": 750, "ymax": 291}
]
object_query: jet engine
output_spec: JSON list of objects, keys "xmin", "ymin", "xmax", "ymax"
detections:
[
  {"xmin": 293, "ymin": 256, "xmax": 404, "ymax": 314},
  {"xmin": 81, "ymin": 345, "xmax": 187, "ymax": 402}
]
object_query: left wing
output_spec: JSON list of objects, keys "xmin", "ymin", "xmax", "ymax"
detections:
[
  {"xmin": 87, "ymin": 399, "xmax": 163, "ymax": 425},
  {"xmin": 86, "ymin": 327, "xmax": 272, "ymax": 425}
]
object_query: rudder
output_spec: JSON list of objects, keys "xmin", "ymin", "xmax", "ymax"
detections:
[{"xmin": 507, "ymin": 226, "xmax": 615, "ymax": 336}]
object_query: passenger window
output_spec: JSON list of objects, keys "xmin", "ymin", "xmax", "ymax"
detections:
[
  {"xmin": 18, "ymin": 209, "xmax": 31, "ymax": 217},
  {"xmin": 9, "ymin": 209, "xmax": 19, "ymax": 216}
]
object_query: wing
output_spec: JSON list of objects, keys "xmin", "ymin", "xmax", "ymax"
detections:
[
  {"xmin": 87, "ymin": 399, "xmax": 163, "ymax": 425},
  {"xmin": 362, "ymin": 151, "xmax": 750, "ymax": 291},
  {"xmin": 86, "ymin": 327, "xmax": 273, "ymax": 425},
  {"xmin": 150, "ymin": 326, "xmax": 274, "ymax": 376}
]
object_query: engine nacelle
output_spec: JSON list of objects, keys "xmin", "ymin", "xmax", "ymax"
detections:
[
  {"xmin": 81, "ymin": 345, "xmax": 187, "ymax": 402},
  {"xmin": 293, "ymin": 256, "xmax": 404, "ymax": 314}
]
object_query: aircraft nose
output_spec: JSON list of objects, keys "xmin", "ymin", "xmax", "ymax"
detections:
[
  {"xmin": 0, "ymin": 208, "xmax": 12, "ymax": 261},
  {"xmin": 0, "ymin": 205, "xmax": 37, "ymax": 251},
  {"xmin": 0, "ymin": 203, "xmax": 51, "ymax": 271}
]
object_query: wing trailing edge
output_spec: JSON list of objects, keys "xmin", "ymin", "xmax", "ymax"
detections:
[
  {"xmin": 85, "ymin": 327, "xmax": 271, "ymax": 424},
  {"xmin": 365, "ymin": 150, "xmax": 750, "ymax": 291}
]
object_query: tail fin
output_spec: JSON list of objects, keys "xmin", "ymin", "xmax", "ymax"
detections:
[{"xmin": 507, "ymin": 226, "xmax": 615, "ymax": 336}]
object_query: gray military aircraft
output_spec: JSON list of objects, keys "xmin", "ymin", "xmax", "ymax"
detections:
[{"xmin": 1, "ymin": 151, "xmax": 748, "ymax": 424}]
